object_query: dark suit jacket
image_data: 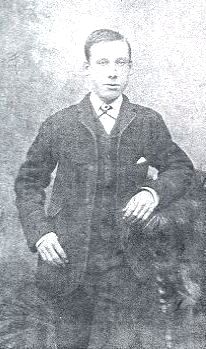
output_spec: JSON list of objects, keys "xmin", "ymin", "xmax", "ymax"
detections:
[{"xmin": 15, "ymin": 93, "xmax": 194, "ymax": 294}]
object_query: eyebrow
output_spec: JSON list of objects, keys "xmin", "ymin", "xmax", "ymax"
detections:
[{"xmin": 96, "ymin": 57, "xmax": 129, "ymax": 62}]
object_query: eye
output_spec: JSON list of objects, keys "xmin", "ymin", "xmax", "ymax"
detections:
[
  {"xmin": 116, "ymin": 59, "xmax": 129, "ymax": 67},
  {"xmin": 96, "ymin": 59, "xmax": 109, "ymax": 66}
]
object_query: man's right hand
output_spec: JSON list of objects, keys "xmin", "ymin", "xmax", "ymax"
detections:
[{"xmin": 36, "ymin": 232, "xmax": 68, "ymax": 267}]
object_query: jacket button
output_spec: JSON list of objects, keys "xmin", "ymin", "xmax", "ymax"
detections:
[
  {"xmin": 88, "ymin": 165, "xmax": 94, "ymax": 171},
  {"xmin": 156, "ymin": 275, "xmax": 163, "ymax": 282},
  {"xmin": 159, "ymin": 298, "xmax": 166, "ymax": 304},
  {"xmin": 165, "ymin": 333, "xmax": 172, "ymax": 349},
  {"xmin": 158, "ymin": 288, "xmax": 165, "ymax": 295},
  {"xmin": 160, "ymin": 304, "xmax": 167, "ymax": 313}
]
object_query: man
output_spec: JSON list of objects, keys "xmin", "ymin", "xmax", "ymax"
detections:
[{"xmin": 15, "ymin": 29, "xmax": 194, "ymax": 348}]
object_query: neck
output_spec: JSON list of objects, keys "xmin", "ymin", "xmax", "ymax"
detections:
[
  {"xmin": 90, "ymin": 92, "xmax": 122, "ymax": 105},
  {"xmin": 101, "ymin": 97, "xmax": 118, "ymax": 104}
]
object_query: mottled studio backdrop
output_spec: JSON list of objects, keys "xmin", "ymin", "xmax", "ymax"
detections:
[{"xmin": 0, "ymin": 0, "xmax": 206, "ymax": 340}]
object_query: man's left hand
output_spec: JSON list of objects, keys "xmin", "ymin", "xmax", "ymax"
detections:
[{"xmin": 122, "ymin": 190, "xmax": 158, "ymax": 223}]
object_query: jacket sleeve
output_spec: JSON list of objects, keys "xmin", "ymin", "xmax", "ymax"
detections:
[
  {"xmin": 143, "ymin": 111, "xmax": 194, "ymax": 207},
  {"xmin": 14, "ymin": 117, "xmax": 58, "ymax": 252}
]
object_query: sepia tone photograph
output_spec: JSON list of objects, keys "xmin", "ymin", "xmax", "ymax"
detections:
[{"xmin": 1, "ymin": 0, "xmax": 206, "ymax": 348}]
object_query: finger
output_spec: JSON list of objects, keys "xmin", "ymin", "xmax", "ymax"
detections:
[
  {"xmin": 53, "ymin": 240, "xmax": 68, "ymax": 263},
  {"xmin": 142, "ymin": 205, "xmax": 155, "ymax": 221},
  {"xmin": 137, "ymin": 202, "xmax": 155, "ymax": 221},
  {"xmin": 123, "ymin": 198, "xmax": 137, "ymax": 219},
  {"xmin": 46, "ymin": 244, "xmax": 65, "ymax": 266},
  {"xmin": 38, "ymin": 248, "xmax": 47, "ymax": 262},
  {"xmin": 123, "ymin": 199, "xmax": 135, "ymax": 212},
  {"xmin": 133, "ymin": 202, "xmax": 149, "ymax": 220},
  {"xmin": 128, "ymin": 200, "xmax": 144, "ymax": 221},
  {"xmin": 40, "ymin": 246, "xmax": 54, "ymax": 265},
  {"xmin": 129, "ymin": 205, "xmax": 146, "ymax": 225},
  {"xmin": 39, "ymin": 244, "xmax": 62, "ymax": 267},
  {"xmin": 123, "ymin": 200, "xmax": 134, "ymax": 216}
]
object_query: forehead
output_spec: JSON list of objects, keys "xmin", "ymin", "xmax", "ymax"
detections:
[{"xmin": 89, "ymin": 40, "xmax": 130, "ymax": 61}]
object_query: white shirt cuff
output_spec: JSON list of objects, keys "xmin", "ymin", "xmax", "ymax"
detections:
[
  {"xmin": 36, "ymin": 232, "xmax": 58, "ymax": 248},
  {"xmin": 141, "ymin": 187, "xmax": 159, "ymax": 207}
]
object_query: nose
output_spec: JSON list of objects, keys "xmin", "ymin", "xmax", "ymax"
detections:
[{"xmin": 108, "ymin": 63, "xmax": 118, "ymax": 79}]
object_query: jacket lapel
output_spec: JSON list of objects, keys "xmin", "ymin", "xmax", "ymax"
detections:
[
  {"xmin": 118, "ymin": 94, "xmax": 139, "ymax": 137},
  {"xmin": 76, "ymin": 93, "xmax": 97, "ymax": 141}
]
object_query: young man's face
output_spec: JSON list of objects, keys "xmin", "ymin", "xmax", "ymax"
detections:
[{"xmin": 85, "ymin": 40, "xmax": 132, "ymax": 103}]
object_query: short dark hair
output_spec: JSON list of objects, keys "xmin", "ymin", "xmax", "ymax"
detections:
[{"xmin": 84, "ymin": 29, "xmax": 132, "ymax": 62}]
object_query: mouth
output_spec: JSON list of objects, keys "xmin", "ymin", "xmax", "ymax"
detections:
[{"xmin": 104, "ymin": 84, "xmax": 120, "ymax": 89}]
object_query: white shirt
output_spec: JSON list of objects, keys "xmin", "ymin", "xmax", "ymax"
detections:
[{"xmin": 90, "ymin": 92, "xmax": 123, "ymax": 134}]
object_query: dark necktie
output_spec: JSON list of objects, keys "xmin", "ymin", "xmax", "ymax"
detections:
[
  {"xmin": 99, "ymin": 104, "xmax": 115, "ymax": 119},
  {"xmin": 98, "ymin": 104, "xmax": 116, "ymax": 134}
]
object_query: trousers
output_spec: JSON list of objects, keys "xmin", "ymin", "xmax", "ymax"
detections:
[{"xmin": 35, "ymin": 251, "xmax": 167, "ymax": 349}]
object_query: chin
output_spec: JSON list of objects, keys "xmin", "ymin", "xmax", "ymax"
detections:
[{"xmin": 102, "ymin": 92, "xmax": 121, "ymax": 103}]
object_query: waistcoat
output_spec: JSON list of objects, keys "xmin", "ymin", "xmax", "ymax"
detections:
[{"xmin": 86, "ymin": 108, "xmax": 123, "ymax": 274}]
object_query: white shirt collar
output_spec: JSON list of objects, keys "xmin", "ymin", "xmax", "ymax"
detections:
[{"xmin": 90, "ymin": 92, "xmax": 123, "ymax": 119}]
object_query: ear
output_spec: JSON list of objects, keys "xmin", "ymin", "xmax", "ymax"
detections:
[
  {"xmin": 83, "ymin": 61, "xmax": 90, "ymax": 76},
  {"xmin": 128, "ymin": 61, "xmax": 133, "ymax": 76}
]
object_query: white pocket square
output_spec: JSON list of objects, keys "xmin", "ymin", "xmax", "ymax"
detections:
[{"xmin": 136, "ymin": 157, "xmax": 147, "ymax": 164}]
